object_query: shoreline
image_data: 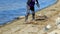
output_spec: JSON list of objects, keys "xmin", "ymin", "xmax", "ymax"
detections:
[
  {"xmin": 0, "ymin": 0, "xmax": 58, "ymax": 26},
  {"xmin": 37, "ymin": 0, "xmax": 58, "ymax": 11}
]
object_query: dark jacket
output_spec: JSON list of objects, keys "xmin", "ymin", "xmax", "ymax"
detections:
[{"xmin": 27, "ymin": 0, "xmax": 39, "ymax": 7}]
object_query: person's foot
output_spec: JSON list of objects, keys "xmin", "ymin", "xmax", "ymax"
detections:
[
  {"xmin": 32, "ymin": 18, "xmax": 35, "ymax": 21},
  {"xmin": 24, "ymin": 20, "xmax": 31, "ymax": 24}
]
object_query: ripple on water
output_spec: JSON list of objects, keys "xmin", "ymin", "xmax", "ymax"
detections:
[{"xmin": 0, "ymin": 0, "xmax": 57, "ymax": 25}]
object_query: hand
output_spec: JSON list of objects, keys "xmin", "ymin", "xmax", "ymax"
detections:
[
  {"xmin": 36, "ymin": 3, "xmax": 40, "ymax": 8},
  {"xmin": 37, "ymin": 4, "xmax": 40, "ymax": 8}
]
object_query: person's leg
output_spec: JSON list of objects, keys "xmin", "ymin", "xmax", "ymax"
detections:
[
  {"xmin": 25, "ymin": 5, "xmax": 30, "ymax": 22},
  {"xmin": 31, "ymin": 7, "xmax": 35, "ymax": 20},
  {"xmin": 32, "ymin": 10, "xmax": 35, "ymax": 20}
]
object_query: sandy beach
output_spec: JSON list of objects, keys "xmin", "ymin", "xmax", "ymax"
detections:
[{"xmin": 0, "ymin": 0, "xmax": 60, "ymax": 34}]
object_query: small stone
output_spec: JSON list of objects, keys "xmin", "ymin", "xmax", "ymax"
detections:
[
  {"xmin": 46, "ymin": 25, "xmax": 51, "ymax": 29},
  {"xmin": 56, "ymin": 17, "xmax": 60, "ymax": 25}
]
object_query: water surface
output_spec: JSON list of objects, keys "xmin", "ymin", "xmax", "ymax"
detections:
[{"xmin": 0, "ymin": 0, "xmax": 57, "ymax": 25}]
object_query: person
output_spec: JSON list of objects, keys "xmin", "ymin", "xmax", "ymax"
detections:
[{"xmin": 25, "ymin": 0, "xmax": 40, "ymax": 23}]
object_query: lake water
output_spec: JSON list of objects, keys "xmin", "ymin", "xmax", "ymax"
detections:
[{"xmin": 0, "ymin": 0, "xmax": 57, "ymax": 25}]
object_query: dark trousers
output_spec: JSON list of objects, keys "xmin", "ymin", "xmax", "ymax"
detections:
[{"xmin": 25, "ymin": 5, "xmax": 35, "ymax": 21}]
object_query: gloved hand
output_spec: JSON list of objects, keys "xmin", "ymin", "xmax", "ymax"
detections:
[{"xmin": 36, "ymin": 3, "xmax": 40, "ymax": 8}]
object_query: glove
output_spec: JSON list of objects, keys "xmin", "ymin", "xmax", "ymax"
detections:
[{"xmin": 36, "ymin": 3, "xmax": 40, "ymax": 8}]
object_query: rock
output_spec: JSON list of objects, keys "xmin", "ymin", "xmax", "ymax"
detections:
[
  {"xmin": 15, "ymin": 16, "xmax": 25, "ymax": 20},
  {"xmin": 56, "ymin": 17, "xmax": 60, "ymax": 25},
  {"xmin": 43, "ymin": 24, "xmax": 52, "ymax": 32},
  {"xmin": 46, "ymin": 25, "xmax": 51, "ymax": 29}
]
